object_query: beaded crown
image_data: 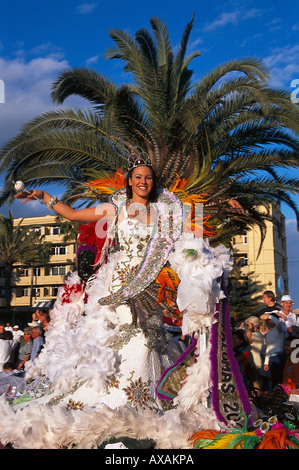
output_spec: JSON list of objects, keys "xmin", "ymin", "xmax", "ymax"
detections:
[{"xmin": 127, "ymin": 148, "xmax": 152, "ymax": 171}]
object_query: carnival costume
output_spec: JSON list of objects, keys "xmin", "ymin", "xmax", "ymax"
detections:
[{"xmin": 0, "ymin": 155, "xmax": 255, "ymax": 449}]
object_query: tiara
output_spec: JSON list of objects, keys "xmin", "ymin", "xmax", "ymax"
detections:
[{"xmin": 127, "ymin": 148, "xmax": 152, "ymax": 171}]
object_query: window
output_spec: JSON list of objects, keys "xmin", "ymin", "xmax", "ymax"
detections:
[
  {"xmin": 34, "ymin": 267, "xmax": 41, "ymax": 276},
  {"xmin": 51, "ymin": 266, "xmax": 66, "ymax": 276},
  {"xmin": 51, "ymin": 286, "xmax": 59, "ymax": 296},
  {"xmin": 22, "ymin": 268, "xmax": 29, "ymax": 277},
  {"xmin": 45, "ymin": 266, "xmax": 51, "ymax": 276},
  {"xmin": 242, "ymin": 255, "xmax": 248, "ymax": 266},
  {"xmin": 243, "ymin": 233, "xmax": 247, "ymax": 244},
  {"xmin": 52, "ymin": 226, "xmax": 60, "ymax": 235},
  {"xmin": 22, "ymin": 288, "xmax": 29, "ymax": 296},
  {"xmin": 30, "ymin": 227, "xmax": 41, "ymax": 235},
  {"xmin": 52, "ymin": 246, "xmax": 67, "ymax": 255},
  {"xmin": 32, "ymin": 287, "xmax": 40, "ymax": 297}
]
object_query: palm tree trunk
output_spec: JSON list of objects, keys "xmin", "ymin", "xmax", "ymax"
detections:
[
  {"xmin": 4, "ymin": 264, "xmax": 13, "ymax": 314},
  {"xmin": 30, "ymin": 267, "xmax": 34, "ymax": 308}
]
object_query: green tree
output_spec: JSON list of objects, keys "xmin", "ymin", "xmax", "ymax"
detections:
[
  {"xmin": 227, "ymin": 258, "xmax": 262, "ymax": 326},
  {"xmin": 0, "ymin": 211, "xmax": 52, "ymax": 312},
  {"xmin": 0, "ymin": 16, "xmax": 299, "ymax": 245}
]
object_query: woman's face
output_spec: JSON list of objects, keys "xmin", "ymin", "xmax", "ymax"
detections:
[{"xmin": 129, "ymin": 166, "xmax": 154, "ymax": 202}]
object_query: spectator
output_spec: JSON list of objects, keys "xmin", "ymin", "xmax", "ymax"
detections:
[
  {"xmin": 258, "ymin": 291, "xmax": 281, "ymax": 336},
  {"xmin": 0, "ymin": 332, "xmax": 19, "ymax": 371},
  {"xmin": 39, "ymin": 311, "xmax": 51, "ymax": 332},
  {"xmin": 0, "ymin": 323, "xmax": 5, "ymax": 339},
  {"xmin": 17, "ymin": 328, "xmax": 33, "ymax": 370},
  {"xmin": 30, "ymin": 326, "xmax": 45, "ymax": 361},
  {"xmin": 277, "ymin": 295, "xmax": 299, "ymax": 336},
  {"xmin": 232, "ymin": 329, "xmax": 253, "ymax": 391},
  {"xmin": 12, "ymin": 326, "xmax": 24, "ymax": 341},
  {"xmin": 0, "ymin": 361, "xmax": 26, "ymax": 397},
  {"xmin": 5, "ymin": 323, "xmax": 13, "ymax": 333},
  {"xmin": 260, "ymin": 313, "xmax": 286, "ymax": 390},
  {"xmin": 258, "ymin": 291, "xmax": 280, "ymax": 317},
  {"xmin": 244, "ymin": 316, "xmax": 264, "ymax": 390},
  {"xmin": 28, "ymin": 310, "xmax": 42, "ymax": 328}
]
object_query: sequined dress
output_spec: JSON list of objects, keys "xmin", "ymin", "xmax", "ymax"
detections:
[{"xmin": 71, "ymin": 207, "xmax": 182, "ymax": 412}]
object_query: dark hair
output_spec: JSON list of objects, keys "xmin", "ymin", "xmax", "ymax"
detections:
[
  {"xmin": 263, "ymin": 290, "xmax": 276, "ymax": 302},
  {"xmin": 3, "ymin": 330, "xmax": 13, "ymax": 340},
  {"xmin": 232, "ymin": 329, "xmax": 247, "ymax": 342},
  {"xmin": 125, "ymin": 166, "xmax": 158, "ymax": 202},
  {"xmin": 3, "ymin": 362, "xmax": 15, "ymax": 370}
]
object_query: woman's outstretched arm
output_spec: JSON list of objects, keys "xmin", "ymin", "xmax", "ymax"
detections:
[{"xmin": 15, "ymin": 189, "xmax": 114, "ymax": 222}]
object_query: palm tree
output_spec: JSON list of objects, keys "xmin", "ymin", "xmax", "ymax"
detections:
[
  {"xmin": 227, "ymin": 257, "xmax": 262, "ymax": 325},
  {"xmin": 0, "ymin": 211, "xmax": 52, "ymax": 313},
  {"xmin": 0, "ymin": 16, "xmax": 299, "ymax": 247}
]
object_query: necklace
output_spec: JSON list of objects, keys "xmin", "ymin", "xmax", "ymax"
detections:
[{"xmin": 128, "ymin": 199, "xmax": 151, "ymax": 215}]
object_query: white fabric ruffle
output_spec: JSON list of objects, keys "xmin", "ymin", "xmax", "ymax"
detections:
[{"xmin": 0, "ymin": 232, "xmax": 233, "ymax": 449}]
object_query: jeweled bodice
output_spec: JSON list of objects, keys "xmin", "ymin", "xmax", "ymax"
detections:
[{"xmin": 110, "ymin": 209, "xmax": 154, "ymax": 294}]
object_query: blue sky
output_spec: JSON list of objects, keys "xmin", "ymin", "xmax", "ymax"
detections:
[{"xmin": 0, "ymin": 0, "xmax": 299, "ymax": 305}]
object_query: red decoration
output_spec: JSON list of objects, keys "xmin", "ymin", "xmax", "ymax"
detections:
[
  {"xmin": 61, "ymin": 283, "xmax": 84, "ymax": 305},
  {"xmin": 78, "ymin": 221, "xmax": 109, "ymax": 265}
]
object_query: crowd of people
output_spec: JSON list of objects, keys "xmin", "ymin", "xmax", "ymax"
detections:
[
  {"xmin": 0, "ymin": 308, "xmax": 49, "ymax": 381},
  {"xmin": 232, "ymin": 291, "xmax": 299, "ymax": 395}
]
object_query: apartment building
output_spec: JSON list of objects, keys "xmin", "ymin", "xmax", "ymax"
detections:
[
  {"xmin": 0, "ymin": 215, "xmax": 77, "ymax": 315},
  {"xmin": 232, "ymin": 204, "xmax": 288, "ymax": 300}
]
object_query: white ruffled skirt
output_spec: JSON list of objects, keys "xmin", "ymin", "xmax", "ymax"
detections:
[{"xmin": 0, "ymin": 233, "xmax": 232, "ymax": 449}]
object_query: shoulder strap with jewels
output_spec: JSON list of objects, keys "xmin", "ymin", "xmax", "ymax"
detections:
[
  {"xmin": 98, "ymin": 188, "xmax": 184, "ymax": 306},
  {"xmin": 209, "ymin": 277, "xmax": 253, "ymax": 428}
]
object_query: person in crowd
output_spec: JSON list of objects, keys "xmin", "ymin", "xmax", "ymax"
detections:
[
  {"xmin": 17, "ymin": 328, "xmax": 33, "ymax": 370},
  {"xmin": 39, "ymin": 310, "xmax": 51, "ymax": 332},
  {"xmin": 258, "ymin": 290, "xmax": 281, "ymax": 317},
  {"xmin": 244, "ymin": 316, "xmax": 264, "ymax": 390},
  {"xmin": 232, "ymin": 329, "xmax": 254, "ymax": 391},
  {"xmin": 0, "ymin": 332, "xmax": 19, "ymax": 371},
  {"xmin": 30, "ymin": 326, "xmax": 45, "ymax": 361},
  {"xmin": 12, "ymin": 325, "xmax": 24, "ymax": 341},
  {"xmin": 28, "ymin": 310, "xmax": 42, "ymax": 328},
  {"xmin": 0, "ymin": 361, "xmax": 26, "ymax": 397},
  {"xmin": 259, "ymin": 313, "xmax": 286, "ymax": 390},
  {"xmin": 277, "ymin": 294, "xmax": 299, "ymax": 336},
  {"xmin": 5, "ymin": 323, "xmax": 13, "ymax": 333},
  {"xmin": 0, "ymin": 323, "xmax": 5, "ymax": 340}
]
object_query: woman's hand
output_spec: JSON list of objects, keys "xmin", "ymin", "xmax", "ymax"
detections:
[{"xmin": 15, "ymin": 189, "xmax": 44, "ymax": 204}]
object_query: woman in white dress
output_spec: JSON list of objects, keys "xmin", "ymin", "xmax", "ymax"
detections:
[{"xmin": 0, "ymin": 153, "xmax": 250, "ymax": 449}]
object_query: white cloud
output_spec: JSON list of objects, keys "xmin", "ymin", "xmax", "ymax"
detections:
[
  {"xmin": 0, "ymin": 56, "xmax": 69, "ymax": 144},
  {"xmin": 203, "ymin": 8, "xmax": 264, "ymax": 32},
  {"xmin": 76, "ymin": 3, "xmax": 97, "ymax": 14},
  {"xmin": 0, "ymin": 55, "xmax": 89, "ymax": 146},
  {"xmin": 86, "ymin": 54, "xmax": 101, "ymax": 66},
  {"xmin": 263, "ymin": 44, "xmax": 299, "ymax": 88}
]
